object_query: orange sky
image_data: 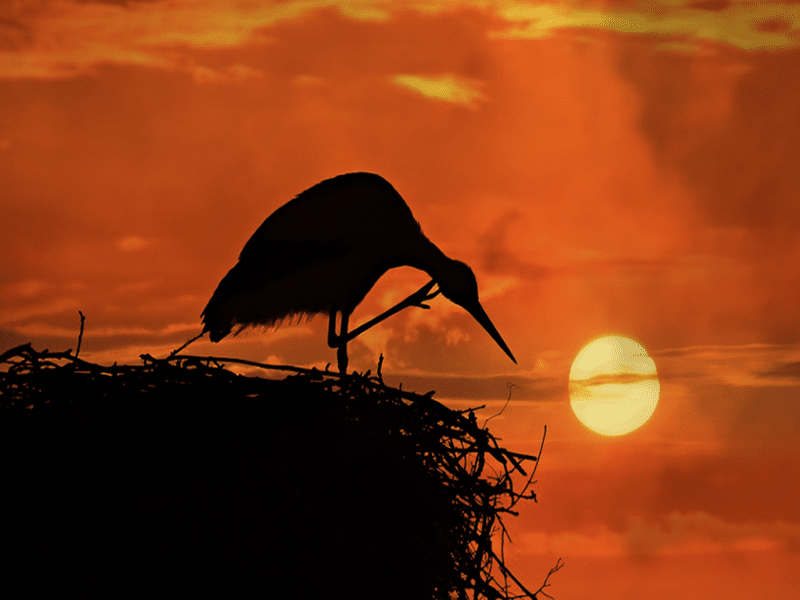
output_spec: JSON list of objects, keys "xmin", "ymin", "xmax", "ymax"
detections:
[{"xmin": 1, "ymin": 1, "xmax": 799, "ymax": 597}]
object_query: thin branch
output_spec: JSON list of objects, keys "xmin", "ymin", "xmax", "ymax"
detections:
[
  {"xmin": 160, "ymin": 353, "xmax": 341, "ymax": 376},
  {"xmin": 511, "ymin": 425, "xmax": 547, "ymax": 509},
  {"xmin": 75, "ymin": 310, "xmax": 86, "ymax": 361},
  {"xmin": 484, "ymin": 382, "xmax": 516, "ymax": 428},
  {"xmin": 531, "ymin": 558, "xmax": 563, "ymax": 600},
  {"xmin": 489, "ymin": 548, "xmax": 538, "ymax": 599},
  {"xmin": 167, "ymin": 330, "xmax": 206, "ymax": 358},
  {"xmin": 530, "ymin": 425, "xmax": 547, "ymax": 481},
  {"xmin": 377, "ymin": 352, "xmax": 385, "ymax": 386}
]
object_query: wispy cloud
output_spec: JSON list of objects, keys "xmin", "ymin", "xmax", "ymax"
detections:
[
  {"xmin": 186, "ymin": 62, "xmax": 264, "ymax": 84},
  {"xmin": 0, "ymin": 279, "xmax": 50, "ymax": 300},
  {"xmin": 570, "ymin": 371, "xmax": 660, "ymax": 388},
  {"xmin": 519, "ymin": 511, "xmax": 800, "ymax": 558},
  {"xmin": 382, "ymin": 372, "xmax": 565, "ymax": 401},
  {"xmin": 11, "ymin": 321, "xmax": 199, "ymax": 338},
  {"xmin": 758, "ymin": 361, "xmax": 800, "ymax": 383},
  {"xmin": 392, "ymin": 73, "xmax": 485, "ymax": 107},
  {"xmin": 492, "ymin": 1, "xmax": 800, "ymax": 51},
  {"xmin": 0, "ymin": 0, "xmax": 429, "ymax": 79},
  {"xmin": 116, "ymin": 235, "xmax": 151, "ymax": 252},
  {"xmin": 0, "ymin": 298, "xmax": 83, "ymax": 324},
  {"xmin": 654, "ymin": 343, "xmax": 800, "ymax": 387},
  {"xmin": 478, "ymin": 211, "xmax": 553, "ymax": 280},
  {"xmin": 2, "ymin": 0, "xmax": 797, "ymax": 80},
  {"xmin": 0, "ymin": 0, "xmax": 301, "ymax": 78}
]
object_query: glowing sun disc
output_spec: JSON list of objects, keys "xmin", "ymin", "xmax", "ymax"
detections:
[{"xmin": 569, "ymin": 335, "xmax": 659, "ymax": 436}]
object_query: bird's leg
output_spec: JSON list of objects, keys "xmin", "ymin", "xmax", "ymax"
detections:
[
  {"xmin": 328, "ymin": 309, "xmax": 350, "ymax": 374},
  {"xmin": 327, "ymin": 281, "xmax": 438, "ymax": 372},
  {"xmin": 344, "ymin": 279, "xmax": 440, "ymax": 343},
  {"xmin": 337, "ymin": 311, "xmax": 349, "ymax": 375},
  {"xmin": 328, "ymin": 309, "xmax": 340, "ymax": 349}
]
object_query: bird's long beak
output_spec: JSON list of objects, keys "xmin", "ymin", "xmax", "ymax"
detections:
[{"xmin": 465, "ymin": 300, "xmax": 517, "ymax": 364}]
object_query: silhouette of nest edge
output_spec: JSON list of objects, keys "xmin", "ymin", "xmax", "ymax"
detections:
[{"xmin": 0, "ymin": 343, "xmax": 546, "ymax": 600}]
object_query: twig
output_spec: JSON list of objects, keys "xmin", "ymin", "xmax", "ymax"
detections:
[
  {"xmin": 168, "ymin": 330, "xmax": 205, "ymax": 358},
  {"xmin": 531, "ymin": 558, "xmax": 563, "ymax": 599},
  {"xmin": 530, "ymin": 425, "xmax": 546, "ymax": 481},
  {"xmin": 511, "ymin": 425, "xmax": 547, "ymax": 509},
  {"xmin": 484, "ymin": 382, "xmax": 517, "ymax": 428},
  {"xmin": 489, "ymin": 548, "xmax": 538, "ymax": 599},
  {"xmin": 75, "ymin": 311, "xmax": 86, "ymax": 361},
  {"xmin": 377, "ymin": 352, "xmax": 385, "ymax": 386},
  {"xmin": 162, "ymin": 353, "xmax": 339, "ymax": 377}
]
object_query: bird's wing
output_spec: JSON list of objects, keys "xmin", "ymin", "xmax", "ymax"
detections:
[
  {"xmin": 239, "ymin": 173, "xmax": 421, "ymax": 255},
  {"xmin": 201, "ymin": 237, "xmax": 360, "ymax": 341},
  {"xmin": 234, "ymin": 238, "xmax": 355, "ymax": 294}
]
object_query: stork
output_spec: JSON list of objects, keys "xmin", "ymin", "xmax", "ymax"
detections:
[{"xmin": 201, "ymin": 172, "xmax": 516, "ymax": 374}]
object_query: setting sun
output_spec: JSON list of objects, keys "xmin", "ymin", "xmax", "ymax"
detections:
[{"xmin": 569, "ymin": 335, "xmax": 660, "ymax": 436}]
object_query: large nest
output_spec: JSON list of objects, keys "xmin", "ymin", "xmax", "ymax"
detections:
[{"xmin": 0, "ymin": 343, "xmax": 556, "ymax": 600}]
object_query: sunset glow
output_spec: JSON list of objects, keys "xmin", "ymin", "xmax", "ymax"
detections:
[{"xmin": 2, "ymin": 0, "xmax": 799, "ymax": 597}]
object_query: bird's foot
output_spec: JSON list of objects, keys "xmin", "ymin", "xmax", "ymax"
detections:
[
  {"xmin": 338, "ymin": 279, "xmax": 441, "ymax": 344},
  {"xmin": 409, "ymin": 285, "xmax": 441, "ymax": 309},
  {"xmin": 407, "ymin": 280, "xmax": 440, "ymax": 309}
]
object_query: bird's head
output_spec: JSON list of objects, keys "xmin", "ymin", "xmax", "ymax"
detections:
[{"xmin": 437, "ymin": 260, "xmax": 517, "ymax": 364}]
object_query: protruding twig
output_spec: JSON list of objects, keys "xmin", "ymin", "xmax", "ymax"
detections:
[
  {"xmin": 530, "ymin": 425, "xmax": 546, "ymax": 481},
  {"xmin": 377, "ymin": 352, "xmax": 385, "ymax": 385},
  {"xmin": 532, "ymin": 557, "xmax": 563, "ymax": 599},
  {"xmin": 490, "ymin": 548, "xmax": 539, "ymax": 599},
  {"xmin": 163, "ymin": 353, "xmax": 338, "ymax": 377},
  {"xmin": 484, "ymin": 381, "xmax": 516, "ymax": 427},
  {"xmin": 168, "ymin": 331, "xmax": 205, "ymax": 358},
  {"xmin": 512, "ymin": 425, "xmax": 547, "ymax": 508},
  {"xmin": 75, "ymin": 311, "xmax": 86, "ymax": 361}
]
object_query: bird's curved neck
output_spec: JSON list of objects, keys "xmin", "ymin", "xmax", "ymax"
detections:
[{"xmin": 403, "ymin": 235, "xmax": 454, "ymax": 279}]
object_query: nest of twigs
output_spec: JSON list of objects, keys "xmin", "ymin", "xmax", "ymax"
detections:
[{"xmin": 0, "ymin": 342, "xmax": 557, "ymax": 600}]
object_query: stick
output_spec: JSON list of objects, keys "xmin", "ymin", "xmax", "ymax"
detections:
[{"xmin": 75, "ymin": 311, "xmax": 86, "ymax": 361}]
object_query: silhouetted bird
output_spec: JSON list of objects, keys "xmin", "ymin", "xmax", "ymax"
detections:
[{"xmin": 201, "ymin": 172, "xmax": 516, "ymax": 374}]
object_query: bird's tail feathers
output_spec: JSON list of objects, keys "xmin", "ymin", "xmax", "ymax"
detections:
[{"xmin": 201, "ymin": 260, "xmax": 324, "ymax": 342}]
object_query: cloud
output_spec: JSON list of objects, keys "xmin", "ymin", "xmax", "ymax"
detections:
[
  {"xmin": 570, "ymin": 371, "xmax": 660, "ymax": 387},
  {"xmin": 0, "ymin": 297, "xmax": 83, "ymax": 324},
  {"xmin": 478, "ymin": 211, "xmax": 553, "ymax": 280},
  {"xmin": 186, "ymin": 62, "xmax": 264, "ymax": 84},
  {"xmin": 381, "ymin": 373, "xmax": 565, "ymax": 401},
  {"xmin": 4, "ymin": 1, "xmax": 797, "ymax": 81},
  {"xmin": 116, "ymin": 235, "xmax": 151, "ymax": 252},
  {"xmin": 758, "ymin": 361, "xmax": 800, "ymax": 384},
  {"xmin": 0, "ymin": 0, "xmax": 297, "ymax": 78},
  {"xmin": 518, "ymin": 512, "xmax": 800, "ymax": 558},
  {"xmin": 11, "ymin": 321, "xmax": 199, "ymax": 338},
  {"xmin": 492, "ymin": 1, "xmax": 800, "ymax": 51},
  {"xmin": 2, "ymin": 0, "xmax": 457, "ymax": 80},
  {"xmin": 624, "ymin": 512, "xmax": 800, "ymax": 557},
  {"xmin": 392, "ymin": 73, "xmax": 485, "ymax": 107},
  {"xmin": 0, "ymin": 279, "xmax": 50, "ymax": 300},
  {"xmin": 652, "ymin": 343, "xmax": 800, "ymax": 387},
  {"xmin": 0, "ymin": 327, "xmax": 31, "ymax": 354},
  {"xmin": 0, "ymin": 0, "xmax": 440, "ymax": 79}
]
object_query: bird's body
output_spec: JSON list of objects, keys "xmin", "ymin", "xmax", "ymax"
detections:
[{"xmin": 201, "ymin": 172, "xmax": 515, "ymax": 372}]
